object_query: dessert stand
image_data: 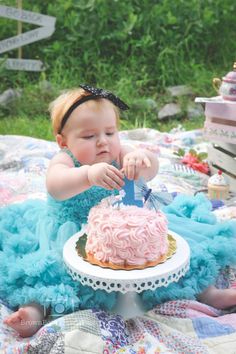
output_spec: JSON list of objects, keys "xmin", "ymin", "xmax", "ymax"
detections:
[{"xmin": 63, "ymin": 230, "xmax": 190, "ymax": 318}]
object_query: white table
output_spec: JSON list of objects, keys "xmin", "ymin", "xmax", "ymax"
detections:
[{"xmin": 63, "ymin": 230, "xmax": 190, "ymax": 318}]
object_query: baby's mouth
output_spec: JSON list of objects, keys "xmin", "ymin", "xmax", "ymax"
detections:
[
  {"xmin": 97, "ymin": 151, "xmax": 109, "ymax": 156},
  {"xmin": 97, "ymin": 151, "xmax": 109, "ymax": 155}
]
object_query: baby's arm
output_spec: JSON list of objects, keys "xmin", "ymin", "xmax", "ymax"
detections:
[
  {"xmin": 47, "ymin": 152, "xmax": 124, "ymax": 200},
  {"xmin": 120, "ymin": 145, "xmax": 159, "ymax": 181}
]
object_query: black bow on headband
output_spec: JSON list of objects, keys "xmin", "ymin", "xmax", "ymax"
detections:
[
  {"xmin": 80, "ymin": 84, "xmax": 129, "ymax": 111},
  {"xmin": 58, "ymin": 84, "xmax": 129, "ymax": 133}
]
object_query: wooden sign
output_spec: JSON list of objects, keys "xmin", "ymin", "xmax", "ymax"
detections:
[
  {"xmin": 2, "ymin": 58, "xmax": 44, "ymax": 71},
  {"xmin": 0, "ymin": 5, "xmax": 56, "ymax": 71}
]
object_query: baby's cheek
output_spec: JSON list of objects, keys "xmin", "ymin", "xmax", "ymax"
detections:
[
  {"xmin": 75, "ymin": 144, "xmax": 96, "ymax": 164},
  {"xmin": 112, "ymin": 143, "xmax": 121, "ymax": 160}
]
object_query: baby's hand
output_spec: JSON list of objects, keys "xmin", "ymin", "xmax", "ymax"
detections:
[
  {"xmin": 88, "ymin": 163, "xmax": 124, "ymax": 190},
  {"xmin": 122, "ymin": 150, "xmax": 151, "ymax": 180}
]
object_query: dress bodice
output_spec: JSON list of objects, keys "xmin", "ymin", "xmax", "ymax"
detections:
[{"xmin": 46, "ymin": 149, "xmax": 117, "ymax": 227}]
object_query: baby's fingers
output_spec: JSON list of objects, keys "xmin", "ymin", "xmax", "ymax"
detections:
[
  {"xmin": 107, "ymin": 166, "xmax": 124, "ymax": 189},
  {"xmin": 123, "ymin": 157, "xmax": 136, "ymax": 180},
  {"xmin": 104, "ymin": 175, "xmax": 122, "ymax": 190},
  {"xmin": 127, "ymin": 163, "xmax": 136, "ymax": 180},
  {"xmin": 143, "ymin": 156, "xmax": 151, "ymax": 168},
  {"xmin": 134, "ymin": 157, "xmax": 142, "ymax": 169},
  {"xmin": 110, "ymin": 165, "xmax": 124, "ymax": 180},
  {"xmin": 133, "ymin": 157, "xmax": 151, "ymax": 179}
]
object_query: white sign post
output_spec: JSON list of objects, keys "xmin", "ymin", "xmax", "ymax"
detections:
[{"xmin": 0, "ymin": 5, "xmax": 56, "ymax": 71}]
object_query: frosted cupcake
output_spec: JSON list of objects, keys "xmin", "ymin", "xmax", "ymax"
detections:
[{"xmin": 208, "ymin": 170, "xmax": 229, "ymax": 200}]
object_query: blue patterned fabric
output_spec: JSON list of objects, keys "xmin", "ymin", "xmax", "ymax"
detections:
[{"xmin": 0, "ymin": 150, "xmax": 117, "ymax": 313}]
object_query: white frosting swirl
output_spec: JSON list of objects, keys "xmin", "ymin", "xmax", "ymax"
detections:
[
  {"xmin": 208, "ymin": 172, "xmax": 227, "ymax": 186},
  {"xmin": 85, "ymin": 205, "xmax": 169, "ymax": 266}
]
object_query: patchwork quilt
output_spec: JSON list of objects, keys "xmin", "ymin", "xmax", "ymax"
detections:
[{"xmin": 0, "ymin": 129, "xmax": 236, "ymax": 353}]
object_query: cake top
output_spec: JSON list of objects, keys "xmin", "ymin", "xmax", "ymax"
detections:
[
  {"xmin": 87, "ymin": 201, "xmax": 166, "ymax": 226},
  {"xmin": 208, "ymin": 170, "xmax": 228, "ymax": 186}
]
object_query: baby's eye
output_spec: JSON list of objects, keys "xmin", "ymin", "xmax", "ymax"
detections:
[
  {"xmin": 106, "ymin": 132, "xmax": 114, "ymax": 136},
  {"xmin": 82, "ymin": 135, "xmax": 94, "ymax": 139}
]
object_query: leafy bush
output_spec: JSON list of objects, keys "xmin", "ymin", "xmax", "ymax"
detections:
[{"xmin": 0, "ymin": 0, "xmax": 236, "ymax": 132}]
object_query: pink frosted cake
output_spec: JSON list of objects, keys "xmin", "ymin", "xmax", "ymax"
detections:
[{"xmin": 84, "ymin": 203, "xmax": 169, "ymax": 270}]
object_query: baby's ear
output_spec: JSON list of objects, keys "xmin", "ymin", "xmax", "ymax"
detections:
[{"xmin": 56, "ymin": 134, "xmax": 67, "ymax": 148}]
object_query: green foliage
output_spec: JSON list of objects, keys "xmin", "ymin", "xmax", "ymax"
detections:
[
  {"xmin": 174, "ymin": 147, "xmax": 208, "ymax": 161},
  {"xmin": 0, "ymin": 0, "xmax": 236, "ymax": 138}
]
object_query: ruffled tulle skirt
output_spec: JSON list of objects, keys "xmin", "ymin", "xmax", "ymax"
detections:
[
  {"xmin": 141, "ymin": 193, "xmax": 236, "ymax": 309},
  {"xmin": 0, "ymin": 199, "xmax": 117, "ymax": 313}
]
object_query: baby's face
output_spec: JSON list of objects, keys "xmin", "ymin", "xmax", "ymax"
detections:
[{"xmin": 61, "ymin": 99, "xmax": 121, "ymax": 165}]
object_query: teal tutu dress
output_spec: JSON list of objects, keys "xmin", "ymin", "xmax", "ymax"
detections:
[{"xmin": 0, "ymin": 149, "xmax": 236, "ymax": 314}]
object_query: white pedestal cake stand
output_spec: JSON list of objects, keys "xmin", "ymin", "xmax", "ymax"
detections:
[{"xmin": 63, "ymin": 230, "xmax": 190, "ymax": 319}]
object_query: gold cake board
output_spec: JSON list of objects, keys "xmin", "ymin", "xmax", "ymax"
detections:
[{"xmin": 76, "ymin": 234, "xmax": 176, "ymax": 270}]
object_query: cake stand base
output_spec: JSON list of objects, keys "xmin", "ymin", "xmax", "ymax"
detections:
[
  {"xmin": 111, "ymin": 291, "xmax": 146, "ymax": 319},
  {"xmin": 64, "ymin": 230, "xmax": 190, "ymax": 319}
]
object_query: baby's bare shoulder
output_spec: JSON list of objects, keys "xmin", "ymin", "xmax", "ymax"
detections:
[{"xmin": 49, "ymin": 151, "xmax": 74, "ymax": 169}]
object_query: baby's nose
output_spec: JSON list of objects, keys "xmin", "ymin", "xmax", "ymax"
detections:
[{"xmin": 97, "ymin": 134, "xmax": 108, "ymax": 145}]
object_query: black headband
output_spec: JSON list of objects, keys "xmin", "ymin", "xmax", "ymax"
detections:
[{"xmin": 58, "ymin": 84, "xmax": 129, "ymax": 133}]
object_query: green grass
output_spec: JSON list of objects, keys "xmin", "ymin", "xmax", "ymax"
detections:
[
  {"xmin": 0, "ymin": 116, "xmax": 54, "ymax": 140},
  {"xmin": 0, "ymin": 113, "xmax": 205, "ymax": 141}
]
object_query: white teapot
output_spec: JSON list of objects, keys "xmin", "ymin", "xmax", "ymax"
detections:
[{"xmin": 213, "ymin": 62, "xmax": 236, "ymax": 101}]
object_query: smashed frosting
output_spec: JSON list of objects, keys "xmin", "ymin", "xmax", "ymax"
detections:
[{"xmin": 85, "ymin": 204, "xmax": 168, "ymax": 266}]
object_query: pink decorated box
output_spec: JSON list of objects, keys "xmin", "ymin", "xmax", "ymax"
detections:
[
  {"xmin": 196, "ymin": 97, "xmax": 236, "ymax": 144},
  {"xmin": 204, "ymin": 120, "xmax": 236, "ymax": 144},
  {"xmin": 195, "ymin": 97, "xmax": 236, "ymax": 191}
]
